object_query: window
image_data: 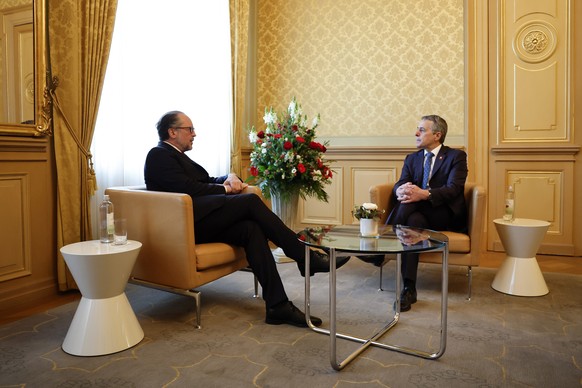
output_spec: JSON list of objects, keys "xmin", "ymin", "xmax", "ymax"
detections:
[{"xmin": 91, "ymin": 0, "xmax": 232, "ymax": 237}]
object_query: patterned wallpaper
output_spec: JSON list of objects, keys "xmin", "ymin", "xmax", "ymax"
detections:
[
  {"xmin": 0, "ymin": 0, "xmax": 31, "ymax": 8},
  {"xmin": 256, "ymin": 0, "xmax": 464, "ymax": 144}
]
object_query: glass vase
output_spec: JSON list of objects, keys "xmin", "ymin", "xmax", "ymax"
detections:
[
  {"xmin": 270, "ymin": 191, "xmax": 299, "ymax": 230},
  {"xmin": 270, "ymin": 191, "xmax": 300, "ymax": 263}
]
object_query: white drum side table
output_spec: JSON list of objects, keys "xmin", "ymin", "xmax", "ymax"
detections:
[
  {"xmin": 492, "ymin": 218, "xmax": 550, "ymax": 296},
  {"xmin": 60, "ymin": 240, "xmax": 144, "ymax": 356}
]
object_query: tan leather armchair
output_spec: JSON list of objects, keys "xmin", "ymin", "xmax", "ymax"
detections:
[
  {"xmin": 105, "ymin": 185, "xmax": 261, "ymax": 328},
  {"xmin": 369, "ymin": 182, "xmax": 487, "ymax": 299}
]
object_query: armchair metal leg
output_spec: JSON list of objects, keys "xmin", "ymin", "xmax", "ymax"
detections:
[
  {"xmin": 379, "ymin": 264, "xmax": 385, "ymax": 291},
  {"xmin": 129, "ymin": 277, "xmax": 202, "ymax": 329},
  {"xmin": 466, "ymin": 266, "xmax": 472, "ymax": 300},
  {"xmin": 240, "ymin": 267, "xmax": 260, "ymax": 298},
  {"xmin": 253, "ymin": 275, "xmax": 259, "ymax": 298}
]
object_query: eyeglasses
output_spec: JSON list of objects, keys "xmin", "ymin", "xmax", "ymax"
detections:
[{"xmin": 174, "ymin": 126, "xmax": 195, "ymax": 134}]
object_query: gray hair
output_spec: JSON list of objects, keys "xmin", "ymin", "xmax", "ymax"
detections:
[{"xmin": 421, "ymin": 114, "xmax": 448, "ymax": 144}]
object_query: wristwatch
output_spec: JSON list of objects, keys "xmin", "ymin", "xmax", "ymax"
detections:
[{"xmin": 427, "ymin": 189, "xmax": 433, "ymax": 201}]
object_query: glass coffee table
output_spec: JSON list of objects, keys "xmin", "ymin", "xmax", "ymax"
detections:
[{"xmin": 300, "ymin": 224, "xmax": 449, "ymax": 371}]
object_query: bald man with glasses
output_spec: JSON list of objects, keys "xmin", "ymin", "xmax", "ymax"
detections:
[{"xmin": 144, "ymin": 110, "xmax": 348, "ymax": 328}]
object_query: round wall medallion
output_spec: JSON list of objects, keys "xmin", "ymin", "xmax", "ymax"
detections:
[
  {"xmin": 25, "ymin": 73, "xmax": 35, "ymax": 103},
  {"xmin": 514, "ymin": 21, "xmax": 557, "ymax": 63}
]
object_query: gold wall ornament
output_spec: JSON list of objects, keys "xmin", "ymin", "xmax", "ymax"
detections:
[
  {"xmin": 34, "ymin": 75, "xmax": 58, "ymax": 136},
  {"xmin": 513, "ymin": 21, "xmax": 557, "ymax": 64},
  {"xmin": 523, "ymin": 30, "xmax": 548, "ymax": 53}
]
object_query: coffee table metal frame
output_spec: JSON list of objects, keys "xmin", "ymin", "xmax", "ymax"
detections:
[{"xmin": 302, "ymin": 225, "xmax": 449, "ymax": 371}]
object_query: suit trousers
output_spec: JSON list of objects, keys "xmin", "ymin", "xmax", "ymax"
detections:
[
  {"xmin": 389, "ymin": 201, "xmax": 453, "ymax": 284},
  {"xmin": 193, "ymin": 193, "xmax": 304, "ymax": 309}
]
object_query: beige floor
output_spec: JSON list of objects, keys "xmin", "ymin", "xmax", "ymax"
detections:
[{"xmin": 1, "ymin": 251, "xmax": 580, "ymax": 326}]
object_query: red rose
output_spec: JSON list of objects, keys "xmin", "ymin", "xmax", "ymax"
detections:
[
  {"xmin": 274, "ymin": 134, "xmax": 282, "ymax": 139},
  {"xmin": 309, "ymin": 141, "xmax": 322, "ymax": 151},
  {"xmin": 284, "ymin": 141, "xmax": 293, "ymax": 150},
  {"xmin": 291, "ymin": 125, "xmax": 298, "ymax": 131},
  {"xmin": 323, "ymin": 167, "xmax": 332, "ymax": 179},
  {"xmin": 296, "ymin": 136, "xmax": 305, "ymax": 143},
  {"xmin": 257, "ymin": 131, "xmax": 265, "ymax": 139},
  {"xmin": 297, "ymin": 163, "xmax": 306, "ymax": 173},
  {"xmin": 250, "ymin": 166, "xmax": 259, "ymax": 176}
]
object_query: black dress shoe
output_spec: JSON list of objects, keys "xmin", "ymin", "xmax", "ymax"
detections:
[
  {"xmin": 296, "ymin": 250, "xmax": 350, "ymax": 277},
  {"xmin": 395, "ymin": 286, "xmax": 417, "ymax": 312},
  {"xmin": 265, "ymin": 301, "xmax": 322, "ymax": 327}
]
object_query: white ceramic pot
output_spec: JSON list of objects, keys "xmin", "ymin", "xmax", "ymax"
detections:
[{"xmin": 360, "ymin": 218, "xmax": 379, "ymax": 237}]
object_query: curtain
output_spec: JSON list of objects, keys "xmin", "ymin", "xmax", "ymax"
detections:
[
  {"xmin": 230, "ymin": 0, "xmax": 252, "ymax": 176},
  {"xmin": 48, "ymin": 0, "xmax": 117, "ymax": 290}
]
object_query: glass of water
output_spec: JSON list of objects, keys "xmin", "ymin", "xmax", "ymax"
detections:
[{"xmin": 113, "ymin": 218, "xmax": 127, "ymax": 245}]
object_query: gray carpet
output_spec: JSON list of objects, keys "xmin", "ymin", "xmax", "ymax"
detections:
[{"xmin": 1, "ymin": 257, "xmax": 581, "ymax": 387}]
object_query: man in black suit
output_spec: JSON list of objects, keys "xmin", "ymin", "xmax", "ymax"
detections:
[
  {"xmin": 387, "ymin": 115, "xmax": 468, "ymax": 311},
  {"xmin": 144, "ymin": 111, "xmax": 347, "ymax": 327}
]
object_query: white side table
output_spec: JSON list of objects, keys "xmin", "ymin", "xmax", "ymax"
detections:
[
  {"xmin": 60, "ymin": 240, "xmax": 144, "ymax": 356},
  {"xmin": 492, "ymin": 218, "xmax": 550, "ymax": 296}
]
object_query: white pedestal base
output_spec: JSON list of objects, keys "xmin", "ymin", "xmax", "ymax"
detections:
[
  {"xmin": 62, "ymin": 293, "xmax": 144, "ymax": 356},
  {"xmin": 272, "ymin": 247, "xmax": 294, "ymax": 263},
  {"xmin": 492, "ymin": 218, "xmax": 550, "ymax": 297},
  {"xmin": 60, "ymin": 240, "xmax": 144, "ymax": 356},
  {"xmin": 491, "ymin": 256, "xmax": 549, "ymax": 296}
]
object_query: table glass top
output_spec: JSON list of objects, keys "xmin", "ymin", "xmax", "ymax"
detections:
[{"xmin": 298, "ymin": 224, "xmax": 447, "ymax": 254}]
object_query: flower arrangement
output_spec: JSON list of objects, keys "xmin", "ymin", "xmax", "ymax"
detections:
[
  {"xmin": 296, "ymin": 225, "xmax": 332, "ymax": 243},
  {"xmin": 247, "ymin": 97, "xmax": 333, "ymax": 201},
  {"xmin": 352, "ymin": 203, "xmax": 385, "ymax": 220}
]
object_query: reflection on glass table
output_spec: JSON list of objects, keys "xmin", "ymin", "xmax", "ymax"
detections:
[{"xmin": 298, "ymin": 224, "xmax": 449, "ymax": 371}]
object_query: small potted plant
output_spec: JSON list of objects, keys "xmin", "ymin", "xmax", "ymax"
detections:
[{"xmin": 352, "ymin": 203, "xmax": 385, "ymax": 237}]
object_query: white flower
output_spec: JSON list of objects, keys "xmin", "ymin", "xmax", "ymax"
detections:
[
  {"xmin": 312, "ymin": 114, "xmax": 320, "ymax": 128},
  {"xmin": 362, "ymin": 203, "xmax": 378, "ymax": 210},
  {"xmin": 263, "ymin": 109, "xmax": 277, "ymax": 125},
  {"xmin": 288, "ymin": 100, "xmax": 297, "ymax": 118},
  {"xmin": 249, "ymin": 132, "xmax": 257, "ymax": 143}
]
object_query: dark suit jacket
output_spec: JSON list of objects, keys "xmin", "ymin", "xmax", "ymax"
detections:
[
  {"xmin": 144, "ymin": 142, "xmax": 228, "ymax": 222},
  {"xmin": 387, "ymin": 145, "xmax": 468, "ymax": 231}
]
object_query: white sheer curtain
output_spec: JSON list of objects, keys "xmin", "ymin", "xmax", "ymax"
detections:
[{"xmin": 91, "ymin": 0, "xmax": 232, "ymax": 238}]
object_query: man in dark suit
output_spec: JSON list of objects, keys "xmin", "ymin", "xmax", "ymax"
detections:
[
  {"xmin": 387, "ymin": 115, "xmax": 468, "ymax": 311},
  {"xmin": 144, "ymin": 111, "xmax": 347, "ymax": 327}
]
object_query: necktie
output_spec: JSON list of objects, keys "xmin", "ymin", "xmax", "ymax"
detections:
[{"xmin": 422, "ymin": 152, "xmax": 434, "ymax": 189}]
